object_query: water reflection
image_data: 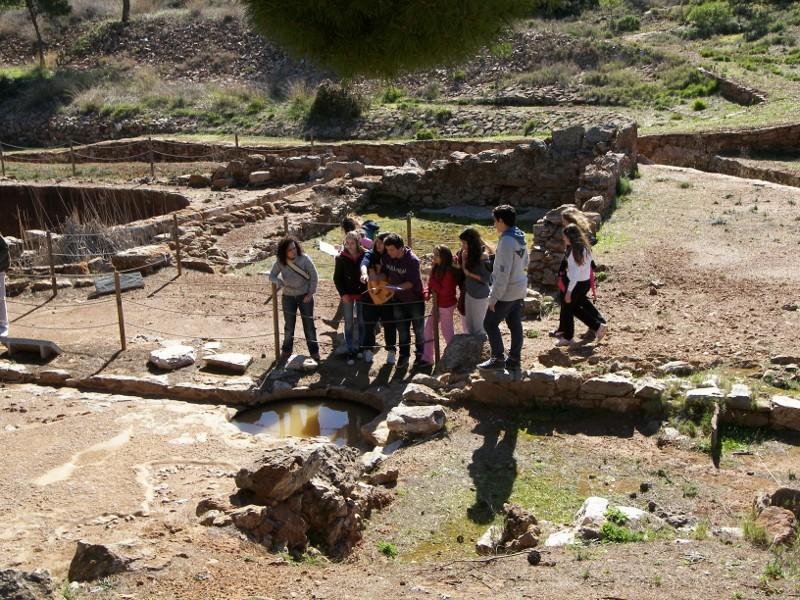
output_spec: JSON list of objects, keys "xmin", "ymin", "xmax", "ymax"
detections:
[{"xmin": 233, "ymin": 400, "xmax": 378, "ymax": 448}]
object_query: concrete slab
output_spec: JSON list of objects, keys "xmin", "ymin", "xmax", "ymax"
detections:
[{"xmin": 2, "ymin": 337, "xmax": 63, "ymax": 360}]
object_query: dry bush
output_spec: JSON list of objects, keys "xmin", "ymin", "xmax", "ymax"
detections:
[{"xmin": 0, "ymin": 9, "xmax": 37, "ymax": 42}]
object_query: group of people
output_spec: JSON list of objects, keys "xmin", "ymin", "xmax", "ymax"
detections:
[{"xmin": 268, "ymin": 203, "xmax": 607, "ymax": 371}]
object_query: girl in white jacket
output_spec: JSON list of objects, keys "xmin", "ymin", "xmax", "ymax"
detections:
[{"xmin": 555, "ymin": 224, "xmax": 607, "ymax": 347}]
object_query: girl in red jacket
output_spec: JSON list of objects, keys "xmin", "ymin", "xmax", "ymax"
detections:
[{"xmin": 421, "ymin": 245, "xmax": 459, "ymax": 366}]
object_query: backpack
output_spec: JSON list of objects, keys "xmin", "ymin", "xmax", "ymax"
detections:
[
  {"xmin": 0, "ymin": 236, "xmax": 9, "ymax": 273},
  {"xmin": 361, "ymin": 220, "xmax": 380, "ymax": 241}
]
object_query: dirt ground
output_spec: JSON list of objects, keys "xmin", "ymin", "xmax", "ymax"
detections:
[
  {"xmin": 1, "ymin": 384, "xmax": 798, "ymax": 599},
  {"xmin": 7, "ymin": 163, "xmax": 800, "ymax": 384},
  {"xmin": 2, "ymin": 164, "xmax": 800, "ymax": 599}
]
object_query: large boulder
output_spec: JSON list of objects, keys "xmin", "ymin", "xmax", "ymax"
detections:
[
  {"xmin": 0, "ymin": 569, "xmax": 55, "ymax": 600},
  {"xmin": 771, "ymin": 395, "xmax": 800, "ymax": 431},
  {"xmin": 440, "ymin": 334, "xmax": 487, "ymax": 372},
  {"xmin": 112, "ymin": 245, "xmax": 172, "ymax": 275},
  {"xmin": 234, "ymin": 442, "xmax": 333, "ymax": 503},
  {"xmin": 222, "ymin": 441, "xmax": 385, "ymax": 558},
  {"xmin": 386, "ymin": 404, "xmax": 446, "ymax": 436}
]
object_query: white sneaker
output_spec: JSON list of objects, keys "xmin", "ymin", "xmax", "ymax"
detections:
[
  {"xmin": 364, "ymin": 350, "xmax": 374, "ymax": 363},
  {"xmin": 386, "ymin": 350, "xmax": 396, "ymax": 365},
  {"xmin": 596, "ymin": 324, "xmax": 608, "ymax": 341},
  {"xmin": 555, "ymin": 337, "xmax": 573, "ymax": 347}
]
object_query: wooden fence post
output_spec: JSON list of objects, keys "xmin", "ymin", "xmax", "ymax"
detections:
[
  {"xmin": 235, "ymin": 132, "xmax": 239, "ymax": 149},
  {"xmin": 148, "ymin": 136, "xmax": 155, "ymax": 178},
  {"xmin": 432, "ymin": 292, "xmax": 441, "ymax": 367},
  {"xmin": 406, "ymin": 212, "xmax": 413, "ymax": 249},
  {"xmin": 69, "ymin": 144, "xmax": 77, "ymax": 177},
  {"xmin": 114, "ymin": 271, "xmax": 127, "ymax": 351},
  {"xmin": 284, "ymin": 215, "xmax": 289, "ymax": 236},
  {"xmin": 272, "ymin": 283, "xmax": 280, "ymax": 363},
  {"xmin": 0, "ymin": 144, "xmax": 5, "ymax": 177},
  {"xmin": 46, "ymin": 231, "xmax": 57, "ymax": 296},
  {"xmin": 172, "ymin": 214, "xmax": 182, "ymax": 276}
]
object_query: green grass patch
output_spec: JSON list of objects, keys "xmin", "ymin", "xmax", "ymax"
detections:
[
  {"xmin": 600, "ymin": 521, "xmax": 645, "ymax": 543},
  {"xmin": 377, "ymin": 540, "xmax": 398, "ymax": 559}
]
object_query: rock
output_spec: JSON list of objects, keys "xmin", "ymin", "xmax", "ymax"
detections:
[
  {"xmin": 4, "ymin": 280, "xmax": 29, "ymax": 296},
  {"xmin": 724, "ymin": 384, "xmax": 753, "ymax": 410},
  {"xmin": 523, "ymin": 292, "xmax": 542, "ymax": 317},
  {"xmin": 196, "ymin": 497, "xmax": 232, "ymax": 517},
  {"xmin": 204, "ymin": 352, "xmax": 253, "ymax": 374},
  {"xmin": 181, "ymin": 259, "xmax": 215, "ymax": 274},
  {"xmin": 581, "ymin": 195, "xmax": 606, "ymax": 213},
  {"xmin": 0, "ymin": 569, "xmax": 56, "ymax": 600},
  {"xmin": 713, "ymin": 526, "xmax": 743, "ymax": 541},
  {"xmin": 615, "ymin": 505, "xmax": 648, "ymax": 522},
  {"xmin": 659, "ymin": 361, "xmax": 694, "ymax": 376},
  {"xmin": 770, "ymin": 355, "xmax": 800, "ymax": 366},
  {"xmin": 386, "ymin": 404, "xmax": 445, "ymax": 436},
  {"xmin": 527, "ymin": 550, "xmax": 542, "ymax": 566},
  {"xmin": 771, "ymin": 395, "xmax": 800, "ymax": 431},
  {"xmin": 68, "ymin": 540, "xmax": 143, "ymax": 582},
  {"xmin": 188, "ymin": 174, "xmax": 210, "ymax": 188},
  {"xmin": 31, "ymin": 279, "xmax": 72, "ymax": 292},
  {"xmin": 440, "ymin": 334, "xmax": 487, "ymax": 372},
  {"xmin": 235, "ymin": 443, "xmax": 327, "ymax": 503},
  {"xmin": 580, "ymin": 374, "xmax": 634, "ymax": 398},
  {"xmin": 365, "ymin": 469, "xmax": 399, "ymax": 486},
  {"xmin": 410, "ymin": 372, "xmax": 444, "ymax": 390},
  {"xmin": 685, "ymin": 387, "xmax": 724, "ymax": 408},
  {"xmin": 149, "ymin": 345, "xmax": 196, "ymax": 370},
  {"xmin": 552, "ymin": 125, "xmax": 585, "ymax": 151},
  {"xmin": 38, "ymin": 368, "xmax": 71, "ymax": 385},
  {"xmin": 285, "ymin": 156, "xmax": 322, "ymax": 171},
  {"xmin": 634, "ymin": 377, "xmax": 666, "ymax": 401},
  {"xmin": 249, "ymin": 171, "xmax": 272, "ymax": 185},
  {"xmin": 476, "ymin": 524, "xmax": 504, "ymax": 555},
  {"xmin": 401, "ymin": 383, "xmax": 446, "ymax": 405},
  {"xmin": 285, "ymin": 354, "xmax": 318, "ymax": 372},
  {"xmin": 544, "ymin": 529, "xmax": 577, "ymax": 547},
  {"xmin": 112, "ymin": 245, "xmax": 172, "ymax": 274},
  {"xmin": 575, "ymin": 497, "xmax": 609, "ymax": 529},
  {"xmin": 501, "ymin": 503, "xmax": 541, "ymax": 551},
  {"xmin": 755, "ymin": 506, "xmax": 797, "ymax": 545}
]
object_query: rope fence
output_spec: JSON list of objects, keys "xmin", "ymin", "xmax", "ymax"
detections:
[{"xmin": 4, "ymin": 263, "xmax": 447, "ymax": 366}]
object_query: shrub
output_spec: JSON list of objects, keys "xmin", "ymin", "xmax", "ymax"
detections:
[
  {"xmin": 377, "ymin": 541, "xmax": 398, "ymax": 558},
  {"xmin": 420, "ymin": 81, "xmax": 441, "ymax": 101},
  {"xmin": 616, "ymin": 176, "xmax": 632, "ymax": 196},
  {"xmin": 415, "ymin": 128, "xmax": 435, "ymax": 140},
  {"xmin": 451, "ymin": 69, "xmax": 467, "ymax": 84},
  {"xmin": 515, "ymin": 62, "xmax": 579, "ymax": 87},
  {"xmin": 286, "ymin": 80, "xmax": 314, "ymax": 122},
  {"xmin": 613, "ymin": 14, "xmax": 640, "ymax": 33},
  {"xmin": 692, "ymin": 98, "xmax": 708, "ymax": 110},
  {"xmin": 600, "ymin": 522, "xmax": 644, "ymax": 543},
  {"xmin": 307, "ymin": 80, "xmax": 364, "ymax": 124},
  {"xmin": 433, "ymin": 107, "xmax": 452, "ymax": 123},
  {"xmin": 660, "ymin": 65, "xmax": 718, "ymax": 98},
  {"xmin": 685, "ymin": 1, "xmax": 738, "ymax": 38},
  {"xmin": 523, "ymin": 118, "xmax": 541, "ymax": 136},
  {"xmin": 381, "ymin": 85, "xmax": 405, "ymax": 103}
]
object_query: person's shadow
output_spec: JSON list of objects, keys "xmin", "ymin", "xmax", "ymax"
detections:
[{"xmin": 467, "ymin": 416, "xmax": 518, "ymax": 525}]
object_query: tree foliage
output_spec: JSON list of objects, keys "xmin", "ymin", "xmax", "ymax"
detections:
[{"xmin": 240, "ymin": 0, "xmax": 538, "ymax": 79}]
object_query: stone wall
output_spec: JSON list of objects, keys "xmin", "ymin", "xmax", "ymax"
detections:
[
  {"xmin": 638, "ymin": 123, "xmax": 800, "ymax": 168},
  {"xmin": 697, "ymin": 67, "xmax": 767, "ymax": 106},
  {"xmin": 370, "ymin": 122, "xmax": 637, "ymax": 208}
]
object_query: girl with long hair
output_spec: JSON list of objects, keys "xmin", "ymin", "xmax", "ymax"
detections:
[
  {"xmin": 421, "ymin": 244, "xmax": 460, "ymax": 366},
  {"xmin": 555, "ymin": 224, "xmax": 607, "ymax": 347},
  {"xmin": 268, "ymin": 237, "xmax": 320, "ymax": 361},
  {"xmin": 457, "ymin": 227, "xmax": 493, "ymax": 335},
  {"xmin": 333, "ymin": 231, "xmax": 367, "ymax": 364}
]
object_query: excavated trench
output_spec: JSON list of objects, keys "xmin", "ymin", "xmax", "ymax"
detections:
[{"xmin": 1, "ymin": 183, "xmax": 189, "ymax": 235}]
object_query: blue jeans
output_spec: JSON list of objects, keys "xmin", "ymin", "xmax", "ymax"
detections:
[
  {"xmin": 483, "ymin": 299, "xmax": 523, "ymax": 364},
  {"xmin": 392, "ymin": 300, "xmax": 425, "ymax": 358},
  {"xmin": 282, "ymin": 294, "xmax": 319, "ymax": 356},
  {"xmin": 342, "ymin": 300, "xmax": 364, "ymax": 353}
]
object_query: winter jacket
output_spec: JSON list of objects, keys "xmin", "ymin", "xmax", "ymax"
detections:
[
  {"xmin": 489, "ymin": 226, "xmax": 529, "ymax": 303},
  {"xmin": 268, "ymin": 254, "xmax": 318, "ymax": 296},
  {"xmin": 334, "ymin": 250, "xmax": 367, "ymax": 299}
]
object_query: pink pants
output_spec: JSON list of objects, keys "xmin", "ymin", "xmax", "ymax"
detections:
[{"xmin": 422, "ymin": 305, "xmax": 456, "ymax": 363}]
